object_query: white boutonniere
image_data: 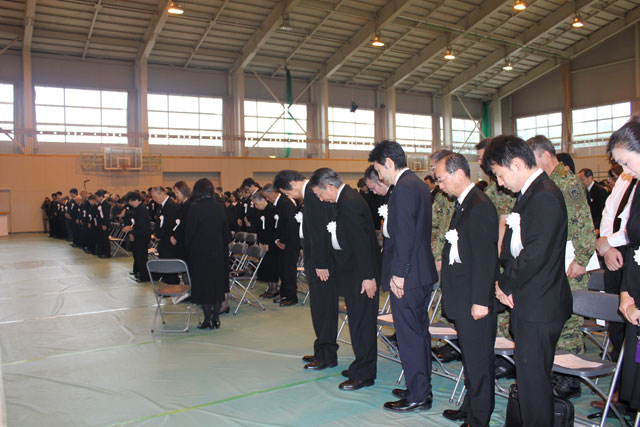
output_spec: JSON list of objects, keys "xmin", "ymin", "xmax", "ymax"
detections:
[
  {"xmin": 172, "ymin": 219, "xmax": 181, "ymax": 231},
  {"xmin": 635, "ymin": 248, "xmax": 640, "ymax": 266},
  {"xmin": 260, "ymin": 215, "xmax": 265, "ymax": 230},
  {"xmin": 295, "ymin": 211, "xmax": 304, "ymax": 238},
  {"xmin": 159, "ymin": 214, "xmax": 164, "ymax": 228},
  {"xmin": 327, "ymin": 221, "xmax": 342, "ymax": 250},
  {"xmin": 378, "ymin": 204, "xmax": 390, "ymax": 238},
  {"xmin": 274, "ymin": 214, "xmax": 279, "ymax": 228},
  {"xmin": 506, "ymin": 212, "xmax": 523, "ymax": 258},
  {"xmin": 444, "ymin": 229, "xmax": 461, "ymax": 264}
]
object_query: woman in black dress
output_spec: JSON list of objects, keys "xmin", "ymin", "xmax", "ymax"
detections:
[
  {"xmin": 170, "ymin": 180, "xmax": 191, "ymax": 261},
  {"xmin": 186, "ymin": 178, "xmax": 232, "ymax": 329},
  {"xmin": 608, "ymin": 117, "xmax": 640, "ymax": 412},
  {"xmin": 250, "ymin": 190, "xmax": 279, "ymax": 297}
]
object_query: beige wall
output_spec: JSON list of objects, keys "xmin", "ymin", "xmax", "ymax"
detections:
[{"xmin": 0, "ymin": 154, "xmax": 370, "ymax": 233}]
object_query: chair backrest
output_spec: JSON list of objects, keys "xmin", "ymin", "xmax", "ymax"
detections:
[
  {"xmin": 587, "ymin": 270, "xmax": 605, "ymax": 291},
  {"xmin": 147, "ymin": 259, "xmax": 189, "ymax": 275},
  {"xmin": 230, "ymin": 242, "xmax": 248, "ymax": 257},
  {"xmin": 572, "ymin": 290, "xmax": 624, "ymax": 323},
  {"xmin": 234, "ymin": 232, "xmax": 247, "ymax": 242},
  {"xmin": 245, "ymin": 244, "xmax": 266, "ymax": 261},
  {"xmin": 245, "ymin": 233, "xmax": 257, "ymax": 245}
]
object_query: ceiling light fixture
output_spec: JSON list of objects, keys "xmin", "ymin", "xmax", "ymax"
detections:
[
  {"xmin": 280, "ymin": 14, "xmax": 294, "ymax": 31},
  {"xmin": 168, "ymin": 2, "xmax": 184, "ymax": 15},
  {"xmin": 502, "ymin": 59, "xmax": 513, "ymax": 71},
  {"xmin": 444, "ymin": 47, "xmax": 455, "ymax": 60},
  {"xmin": 371, "ymin": 34, "xmax": 385, "ymax": 48},
  {"xmin": 513, "ymin": 1, "xmax": 527, "ymax": 11},
  {"xmin": 572, "ymin": 14, "xmax": 584, "ymax": 28}
]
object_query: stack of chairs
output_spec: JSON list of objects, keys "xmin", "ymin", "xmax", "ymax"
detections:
[
  {"xmin": 108, "ymin": 222, "xmax": 130, "ymax": 257},
  {"xmin": 228, "ymin": 244, "xmax": 267, "ymax": 314}
]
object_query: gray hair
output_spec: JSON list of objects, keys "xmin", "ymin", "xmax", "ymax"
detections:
[
  {"xmin": 440, "ymin": 152, "xmax": 470, "ymax": 178},
  {"xmin": 526, "ymin": 135, "xmax": 556, "ymax": 157},
  {"xmin": 309, "ymin": 168, "xmax": 343, "ymax": 190}
]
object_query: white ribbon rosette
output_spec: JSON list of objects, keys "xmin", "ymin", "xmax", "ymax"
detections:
[
  {"xmin": 260, "ymin": 215, "xmax": 265, "ymax": 230},
  {"xmin": 378, "ymin": 204, "xmax": 390, "ymax": 238},
  {"xmin": 295, "ymin": 211, "xmax": 304, "ymax": 238},
  {"xmin": 506, "ymin": 212, "xmax": 523, "ymax": 258},
  {"xmin": 159, "ymin": 214, "xmax": 165, "ymax": 228},
  {"xmin": 445, "ymin": 229, "xmax": 461, "ymax": 265},
  {"xmin": 635, "ymin": 248, "xmax": 640, "ymax": 266},
  {"xmin": 98, "ymin": 205, "xmax": 104, "ymax": 219},
  {"xmin": 172, "ymin": 219, "xmax": 181, "ymax": 231},
  {"xmin": 274, "ymin": 214, "xmax": 279, "ymax": 228},
  {"xmin": 327, "ymin": 221, "xmax": 342, "ymax": 250}
]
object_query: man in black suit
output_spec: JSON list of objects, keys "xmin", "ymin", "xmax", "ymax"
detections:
[
  {"xmin": 424, "ymin": 175, "xmax": 440, "ymax": 199},
  {"xmin": 369, "ymin": 140, "xmax": 438, "ymax": 412},
  {"xmin": 263, "ymin": 184, "xmax": 300, "ymax": 306},
  {"xmin": 122, "ymin": 191, "xmax": 151, "ymax": 283},
  {"xmin": 578, "ymin": 168, "xmax": 609, "ymax": 231},
  {"xmin": 436, "ymin": 152, "xmax": 499, "ymax": 426},
  {"xmin": 151, "ymin": 187, "xmax": 180, "ymax": 284},
  {"xmin": 482, "ymin": 135, "xmax": 572, "ymax": 426},
  {"xmin": 241, "ymin": 178, "xmax": 261, "ymax": 234},
  {"xmin": 94, "ymin": 189, "xmax": 112, "ymax": 258},
  {"xmin": 309, "ymin": 168, "xmax": 380, "ymax": 391},
  {"xmin": 274, "ymin": 170, "xmax": 337, "ymax": 369}
]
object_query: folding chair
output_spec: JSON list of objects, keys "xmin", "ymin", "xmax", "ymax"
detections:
[
  {"xmin": 295, "ymin": 251, "xmax": 310, "ymax": 305},
  {"xmin": 109, "ymin": 223, "xmax": 130, "ymax": 257},
  {"xmin": 337, "ymin": 292, "xmax": 391, "ymax": 346},
  {"xmin": 234, "ymin": 231, "xmax": 247, "ymax": 243},
  {"xmin": 148, "ymin": 237, "xmax": 159, "ymax": 260},
  {"xmin": 581, "ymin": 270, "xmax": 611, "ymax": 359},
  {"xmin": 229, "ymin": 242, "xmax": 248, "ymax": 272},
  {"xmin": 244, "ymin": 233, "xmax": 257, "ymax": 245},
  {"xmin": 552, "ymin": 290, "xmax": 628, "ymax": 427},
  {"xmin": 146, "ymin": 259, "xmax": 198, "ymax": 333},
  {"xmin": 229, "ymin": 244, "xmax": 266, "ymax": 314}
]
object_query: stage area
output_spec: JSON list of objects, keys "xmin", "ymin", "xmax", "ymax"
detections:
[{"xmin": 0, "ymin": 234, "xmax": 623, "ymax": 426}]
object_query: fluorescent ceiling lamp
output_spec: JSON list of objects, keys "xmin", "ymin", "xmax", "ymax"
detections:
[
  {"xmin": 513, "ymin": 1, "xmax": 526, "ymax": 11},
  {"xmin": 372, "ymin": 35, "xmax": 385, "ymax": 47},
  {"xmin": 168, "ymin": 2, "xmax": 184, "ymax": 15}
]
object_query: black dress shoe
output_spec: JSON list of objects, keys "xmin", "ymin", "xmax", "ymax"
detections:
[
  {"xmin": 304, "ymin": 360, "xmax": 337, "ymax": 370},
  {"xmin": 495, "ymin": 357, "xmax": 516, "ymax": 379},
  {"xmin": 341, "ymin": 370, "xmax": 350, "ymax": 378},
  {"xmin": 280, "ymin": 299, "xmax": 298, "ymax": 307},
  {"xmin": 129, "ymin": 271, "xmax": 137, "ymax": 276},
  {"xmin": 392, "ymin": 388, "xmax": 408, "ymax": 398},
  {"xmin": 383, "ymin": 396, "xmax": 432, "ymax": 412},
  {"xmin": 273, "ymin": 297, "xmax": 283, "ymax": 303},
  {"xmin": 220, "ymin": 306, "xmax": 230, "ymax": 314},
  {"xmin": 302, "ymin": 355, "xmax": 316, "ymax": 362},
  {"xmin": 264, "ymin": 291, "xmax": 279, "ymax": 299},
  {"xmin": 197, "ymin": 321, "xmax": 213, "ymax": 329},
  {"xmin": 437, "ymin": 345, "xmax": 461, "ymax": 363},
  {"xmin": 338, "ymin": 378, "xmax": 374, "ymax": 391},
  {"xmin": 212, "ymin": 320, "xmax": 220, "ymax": 329},
  {"xmin": 553, "ymin": 375, "xmax": 581, "ymax": 399},
  {"xmin": 443, "ymin": 409, "xmax": 468, "ymax": 421}
]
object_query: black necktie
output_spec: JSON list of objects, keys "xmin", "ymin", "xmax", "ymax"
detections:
[
  {"xmin": 451, "ymin": 200, "xmax": 462, "ymax": 224},
  {"xmin": 516, "ymin": 192, "xmax": 522, "ymax": 202}
]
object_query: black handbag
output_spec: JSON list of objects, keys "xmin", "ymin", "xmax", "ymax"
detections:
[{"xmin": 505, "ymin": 383, "xmax": 574, "ymax": 427}]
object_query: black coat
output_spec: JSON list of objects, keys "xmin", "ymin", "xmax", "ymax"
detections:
[
  {"xmin": 156, "ymin": 198, "xmax": 180, "ymax": 258},
  {"xmin": 499, "ymin": 172, "xmax": 572, "ymax": 323},
  {"xmin": 274, "ymin": 195, "xmax": 300, "ymax": 252},
  {"xmin": 170, "ymin": 199, "xmax": 191, "ymax": 261},
  {"xmin": 256, "ymin": 203, "xmax": 278, "ymax": 282},
  {"xmin": 186, "ymin": 197, "xmax": 231, "ymax": 305},
  {"xmin": 587, "ymin": 182, "xmax": 609, "ymax": 230},
  {"xmin": 301, "ymin": 181, "xmax": 334, "ymax": 271},
  {"xmin": 441, "ymin": 186, "xmax": 499, "ymax": 319}
]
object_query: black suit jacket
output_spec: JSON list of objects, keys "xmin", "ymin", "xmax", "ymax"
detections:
[
  {"xmin": 97, "ymin": 199, "xmax": 111, "ymax": 228},
  {"xmin": 156, "ymin": 198, "xmax": 180, "ymax": 242},
  {"xmin": 441, "ymin": 186, "xmax": 499, "ymax": 319},
  {"xmin": 332, "ymin": 185, "xmax": 380, "ymax": 284},
  {"xmin": 587, "ymin": 182, "xmax": 608, "ymax": 229},
  {"xmin": 274, "ymin": 195, "xmax": 300, "ymax": 251},
  {"xmin": 499, "ymin": 172, "xmax": 572, "ymax": 323},
  {"xmin": 302, "ymin": 182, "xmax": 334, "ymax": 270},
  {"xmin": 381, "ymin": 170, "xmax": 437, "ymax": 292}
]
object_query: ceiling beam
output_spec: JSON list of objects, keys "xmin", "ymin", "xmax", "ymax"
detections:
[
  {"xmin": 439, "ymin": 0, "xmax": 599, "ymax": 96},
  {"xmin": 183, "ymin": 0, "xmax": 230, "ymax": 69},
  {"xmin": 82, "ymin": 0, "xmax": 103, "ymax": 59},
  {"xmin": 230, "ymin": 0, "xmax": 302, "ymax": 73},
  {"xmin": 137, "ymin": 0, "xmax": 172, "ymax": 64},
  {"xmin": 496, "ymin": 4, "xmax": 640, "ymax": 99},
  {"xmin": 382, "ymin": 0, "xmax": 509, "ymax": 89},
  {"xmin": 24, "ymin": 0, "xmax": 36, "ymax": 48},
  {"xmin": 314, "ymin": 0, "xmax": 414, "ymax": 81}
]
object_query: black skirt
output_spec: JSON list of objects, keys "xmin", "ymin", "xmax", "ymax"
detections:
[{"xmin": 620, "ymin": 321, "xmax": 640, "ymax": 409}]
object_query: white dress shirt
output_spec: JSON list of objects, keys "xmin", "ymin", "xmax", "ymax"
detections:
[
  {"xmin": 600, "ymin": 174, "xmax": 635, "ymax": 248},
  {"xmin": 457, "ymin": 183, "xmax": 476, "ymax": 207},
  {"xmin": 519, "ymin": 168, "xmax": 544, "ymax": 197}
]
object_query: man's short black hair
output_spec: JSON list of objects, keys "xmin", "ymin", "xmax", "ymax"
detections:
[
  {"xmin": 95, "ymin": 189, "xmax": 107, "ymax": 197},
  {"xmin": 440, "ymin": 153, "xmax": 471, "ymax": 178},
  {"xmin": 309, "ymin": 168, "xmax": 343, "ymax": 190},
  {"xmin": 556, "ymin": 153, "xmax": 576, "ymax": 174},
  {"xmin": 273, "ymin": 170, "xmax": 305, "ymax": 191},
  {"xmin": 364, "ymin": 165, "xmax": 380, "ymax": 182},
  {"xmin": 579, "ymin": 168, "xmax": 594, "ymax": 178},
  {"xmin": 241, "ymin": 178, "xmax": 260, "ymax": 189},
  {"xmin": 475, "ymin": 138, "xmax": 493, "ymax": 151},
  {"xmin": 124, "ymin": 191, "xmax": 142, "ymax": 202},
  {"xmin": 481, "ymin": 135, "xmax": 537, "ymax": 171},
  {"xmin": 357, "ymin": 177, "xmax": 367, "ymax": 188},
  {"xmin": 424, "ymin": 175, "xmax": 436, "ymax": 184},
  {"xmin": 69, "ymin": 188, "xmax": 78, "ymax": 195},
  {"xmin": 56, "ymin": 191, "xmax": 63, "ymax": 196},
  {"xmin": 368, "ymin": 140, "xmax": 407, "ymax": 169}
]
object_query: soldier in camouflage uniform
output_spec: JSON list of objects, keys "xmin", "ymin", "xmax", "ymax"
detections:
[
  {"xmin": 527, "ymin": 136, "xmax": 597, "ymax": 399},
  {"xmin": 477, "ymin": 139, "xmax": 517, "ymax": 340}
]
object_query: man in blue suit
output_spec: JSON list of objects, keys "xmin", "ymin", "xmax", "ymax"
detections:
[{"xmin": 369, "ymin": 140, "xmax": 438, "ymax": 412}]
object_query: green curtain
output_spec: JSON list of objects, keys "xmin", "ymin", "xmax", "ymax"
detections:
[
  {"xmin": 481, "ymin": 101, "xmax": 491, "ymax": 138},
  {"xmin": 283, "ymin": 67, "xmax": 293, "ymax": 158}
]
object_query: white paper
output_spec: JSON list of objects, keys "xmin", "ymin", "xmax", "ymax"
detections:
[
  {"xmin": 554, "ymin": 353, "xmax": 602, "ymax": 369},
  {"xmin": 494, "ymin": 337, "xmax": 515, "ymax": 349},
  {"xmin": 429, "ymin": 326, "xmax": 457, "ymax": 335}
]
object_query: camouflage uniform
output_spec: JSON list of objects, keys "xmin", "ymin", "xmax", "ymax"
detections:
[
  {"xmin": 431, "ymin": 191, "xmax": 456, "ymax": 325},
  {"xmin": 486, "ymin": 181, "xmax": 517, "ymax": 339},
  {"xmin": 549, "ymin": 163, "xmax": 596, "ymax": 355}
]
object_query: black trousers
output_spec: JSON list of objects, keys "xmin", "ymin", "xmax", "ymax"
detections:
[
  {"xmin": 390, "ymin": 284, "xmax": 433, "ymax": 403},
  {"xmin": 511, "ymin": 316, "xmax": 564, "ymax": 427},
  {"xmin": 339, "ymin": 274, "xmax": 379, "ymax": 381},
  {"xmin": 620, "ymin": 321, "xmax": 640, "ymax": 409},
  {"xmin": 276, "ymin": 247, "xmax": 298, "ymax": 300},
  {"xmin": 97, "ymin": 227, "xmax": 110, "ymax": 257},
  {"xmin": 455, "ymin": 311, "xmax": 497, "ymax": 427},
  {"xmin": 132, "ymin": 236, "xmax": 150, "ymax": 281},
  {"xmin": 307, "ymin": 268, "xmax": 339, "ymax": 364},
  {"xmin": 604, "ymin": 245, "xmax": 627, "ymax": 361}
]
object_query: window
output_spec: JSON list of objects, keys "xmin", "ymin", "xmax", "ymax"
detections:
[
  {"xmin": 573, "ymin": 102, "xmax": 631, "ymax": 148},
  {"xmin": 328, "ymin": 107, "xmax": 375, "ymax": 151},
  {"xmin": 516, "ymin": 112, "xmax": 562, "ymax": 149},
  {"xmin": 35, "ymin": 86, "xmax": 127, "ymax": 144},
  {"xmin": 440, "ymin": 117, "xmax": 481, "ymax": 154},
  {"xmin": 244, "ymin": 100, "xmax": 307, "ymax": 149},
  {"xmin": 0, "ymin": 83, "xmax": 13, "ymax": 142},
  {"xmin": 148, "ymin": 93, "xmax": 223, "ymax": 146},
  {"xmin": 395, "ymin": 113, "xmax": 432, "ymax": 153}
]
